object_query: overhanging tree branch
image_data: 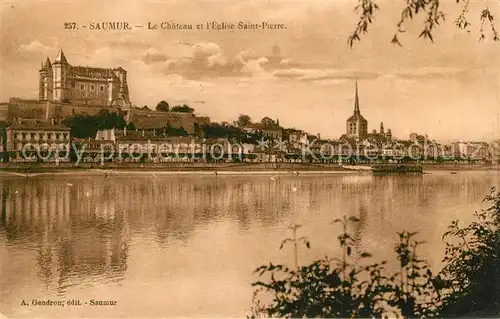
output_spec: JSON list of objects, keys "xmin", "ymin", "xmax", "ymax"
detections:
[{"xmin": 348, "ymin": 0, "xmax": 498, "ymax": 47}]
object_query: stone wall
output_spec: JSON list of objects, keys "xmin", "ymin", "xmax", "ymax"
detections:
[
  {"xmin": 6, "ymin": 99, "xmax": 121, "ymax": 121},
  {"xmin": 125, "ymin": 109, "xmax": 197, "ymax": 133},
  {"xmin": 0, "ymin": 103, "xmax": 9, "ymax": 122},
  {"xmin": 4, "ymin": 99, "xmax": 208, "ymax": 134}
]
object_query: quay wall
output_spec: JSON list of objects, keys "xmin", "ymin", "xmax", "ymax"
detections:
[{"xmin": 1, "ymin": 162, "xmax": 498, "ymax": 173}]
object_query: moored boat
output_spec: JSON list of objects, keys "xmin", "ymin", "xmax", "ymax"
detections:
[{"xmin": 371, "ymin": 164, "xmax": 423, "ymax": 175}]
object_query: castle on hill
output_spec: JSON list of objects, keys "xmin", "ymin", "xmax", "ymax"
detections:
[
  {"xmin": 0, "ymin": 49, "xmax": 208, "ymax": 135},
  {"xmin": 39, "ymin": 49, "xmax": 131, "ymax": 107}
]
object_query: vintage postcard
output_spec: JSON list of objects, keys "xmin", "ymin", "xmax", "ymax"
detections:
[{"xmin": 0, "ymin": 0, "xmax": 499, "ymax": 318}]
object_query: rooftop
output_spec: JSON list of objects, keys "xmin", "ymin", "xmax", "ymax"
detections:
[{"xmin": 347, "ymin": 113, "xmax": 368, "ymax": 123}]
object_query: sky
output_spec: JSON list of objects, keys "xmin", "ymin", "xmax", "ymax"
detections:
[{"xmin": 0, "ymin": 0, "xmax": 499, "ymax": 141}]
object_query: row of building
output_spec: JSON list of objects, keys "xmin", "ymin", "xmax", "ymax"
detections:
[{"xmin": 0, "ymin": 116, "xmax": 496, "ymax": 164}]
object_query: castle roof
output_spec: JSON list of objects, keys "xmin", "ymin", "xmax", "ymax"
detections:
[
  {"xmin": 69, "ymin": 66, "xmax": 120, "ymax": 79},
  {"xmin": 43, "ymin": 57, "xmax": 51, "ymax": 69},
  {"xmin": 54, "ymin": 49, "xmax": 68, "ymax": 64}
]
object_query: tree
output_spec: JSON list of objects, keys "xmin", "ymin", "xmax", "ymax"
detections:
[
  {"xmin": 170, "ymin": 104, "xmax": 195, "ymax": 113},
  {"xmin": 62, "ymin": 110, "xmax": 126, "ymax": 138},
  {"xmin": 235, "ymin": 114, "xmax": 252, "ymax": 128},
  {"xmin": 127, "ymin": 122, "xmax": 136, "ymax": 130},
  {"xmin": 164, "ymin": 124, "xmax": 188, "ymax": 136},
  {"xmin": 348, "ymin": 0, "xmax": 499, "ymax": 47},
  {"xmin": 250, "ymin": 188, "xmax": 500, "ymax": 318},
  {"xmin": 141, "ymin": 105, "xmax": 150, "ymax": 110},
  {"xmin": 156, "ymin": 100, "xmax": 170, "ymax": 112},
  {"xmin": 202, "ymin": 123, "xmax": 246, "ymax": 140},
  {"xmin": 261, "ymin": 117, "xmax": 276, "ymax": 127}
]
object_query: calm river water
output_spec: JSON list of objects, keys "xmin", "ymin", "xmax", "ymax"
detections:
[{"xmin": 1, "ymin": 171, "xmax": 499, "ymax": 318}]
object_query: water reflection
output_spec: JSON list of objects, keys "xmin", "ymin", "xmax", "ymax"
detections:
[
  {"xmin": 0, "ymin": 171, "xmax": 498, "ymax": 317},
  {"xmin": 0, "ymin": 179, "xmax": 129, "ymax": 294}
]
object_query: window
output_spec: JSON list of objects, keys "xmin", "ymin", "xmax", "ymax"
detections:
[
  {"xmin": 100, "ymin": 86, "xmax": 104, "ymax": 92},
  {"xmin": 80, "ymin": 84, "xmax": 85, "ymax": 90},
  {"xmin": 71, "ymin": 82, "xmax": 76, "ymax": 88},
  {"xmin": 90, "ymin": 85, "xmax": 95, "ymax": 91}
]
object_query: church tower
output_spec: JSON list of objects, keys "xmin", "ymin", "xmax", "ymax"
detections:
[
  {"xmin": 346, "ymin": 81, "xmax": 368, "ymax": 139},
  {"xmin": 52, "ymin": 49, "xmax": 69, "ymax": 102}
]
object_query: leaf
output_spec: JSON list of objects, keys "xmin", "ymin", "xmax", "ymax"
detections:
[
  {"xmin": 349, "ymin": 216, "xmax": 361, "ymax": 223},
  {"xmin": 428, "ymin": 31, "xmax": 434, "ymax": 42},
  {"xmin": 280, "ymin": 238, "xmax": 292, "ymax": 250},
  {"xmin": 391, "ymin": 34, "xmax": 402, "ymax": 47}
]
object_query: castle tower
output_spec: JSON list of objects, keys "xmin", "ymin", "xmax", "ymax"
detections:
[
  {"xmin": 39, "ymin": 61, "xmax": 46, "ymax": 100},
  {"xmin": 386, "ymin": 129, "xmax": 392, "ymax": 141},
  {"xmin": 346, "ymin": 81, "xmax": 368, "ymax": 139},
  {"xmin": 44, "ymin": 57, "xmax": 53, "ymax": 100},
  {"xmin": 114, "ymin": 67, "xmax": 130, "ymax": 106},
  {"xmin": 52, "ymin": 49, "xmax": 69, "ymax": 102},
  {"xmin": 39, "ymin": 57, "xmax": 53, "ymax": 100}
]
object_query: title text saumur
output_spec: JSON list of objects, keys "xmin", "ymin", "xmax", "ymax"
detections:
[{"xmin": 63, "ymin": 21, "xmax": 286, "ymax": 31}]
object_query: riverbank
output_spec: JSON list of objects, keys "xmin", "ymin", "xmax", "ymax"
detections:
[
  {"xmin": 0, "ymin": 162, "xmax": 498, "ymax": 176},
  {"xmin": 422, "ymin": 164, "xmax": 500, "ymax": 171},
  {"xmin": 0, "ymin": 162, "xmax": 356, "ymax": 177}
]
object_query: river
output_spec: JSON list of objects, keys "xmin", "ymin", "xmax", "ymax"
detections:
[{"xmin": 1, "ymin": 171, "xmax": 499, "ymax": 318}]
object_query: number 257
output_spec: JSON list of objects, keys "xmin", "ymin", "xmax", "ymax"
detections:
[{"xmin": 64, "ymin": 22, "xmax": 77, "ymax": 30}]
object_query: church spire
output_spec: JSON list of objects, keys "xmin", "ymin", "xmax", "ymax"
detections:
[
  {"xmin": 354, "ymin": 80, "xmax": 360, "ymax": 115},
  {"xmin": 54, "ymin": 48, "xmax": 68, "ymax": 64}
]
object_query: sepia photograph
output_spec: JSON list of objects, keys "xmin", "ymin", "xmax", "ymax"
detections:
[{"xmin": 0, "ymin": 0, "xmax": 499, "ymax": 318}]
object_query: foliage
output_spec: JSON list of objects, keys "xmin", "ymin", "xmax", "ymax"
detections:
[
  {"xmin": 154, "ymin": 101, "xmax": 195, "ymax": 113},
  {"xmin": 156, "ymin": 100, "xmax": 170, "ymax": 112},
  {"xmin": 348, "ymin": 0, "xmax": 499, "ymax": 47},
  {"xmin": 261, "ymin": 117, "xmax": 276, "ymax": 127},
  {"xmin": 62, "ymin": 109, "xmax": 126, "ymax": 138},
  {"xmin": 437, "ymin": 187, "xmax": 500, "ymax": 316},
  {"xmin": 250, "ymin": 188, "xmax": 500, "ymax": 318},
  {"xmin": 202, "ymin": 123, "xmax": 244, "ymax": 139},
  {"xmin": 127, "ymin": 122, "xmax": 136, "ymax": 131},
  {"xmin": 235, "ymin": 114, "xmax": 252, "ymax": 129},
  {"xmin": 164, "ymin": 125, "xmax": 188, "ymax": 137},
  {"xmin": 170, "ymin": 104, "xmax": 195, "ymax": 113}
]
